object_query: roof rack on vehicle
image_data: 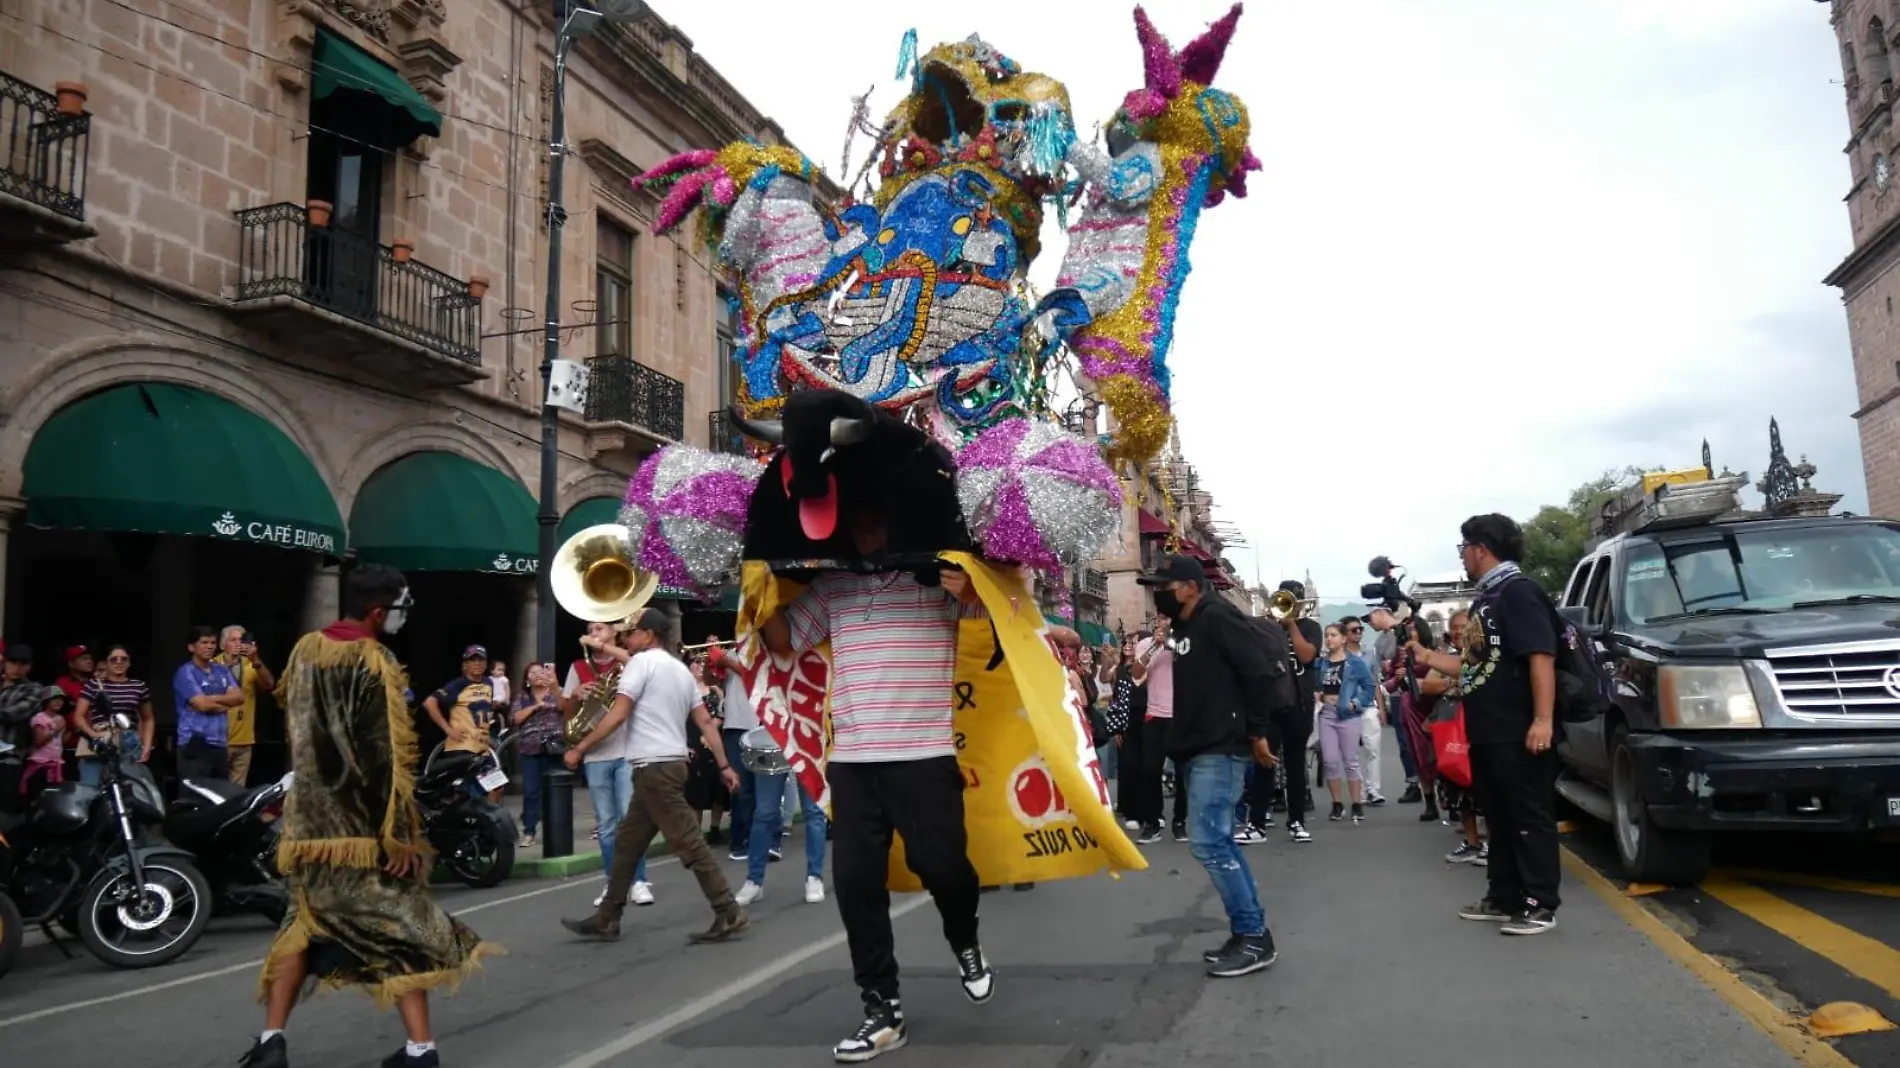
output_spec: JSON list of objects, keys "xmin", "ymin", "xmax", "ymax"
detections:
[{"xmin": 1596, "ymin": 471, "xmax": 1750, "ymax": 539}]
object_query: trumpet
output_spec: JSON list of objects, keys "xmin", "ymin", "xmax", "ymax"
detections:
[
  {"xmin": 679, "ymin": 639, "xmax": 738, "ymax": 653},
  {"xmin": 550, "ymin": 523, "xmax": 659, "ymax": 623},
  {"xmin": 1265, "ymin": 588, "xmax": 1316, "ymax": 622}
]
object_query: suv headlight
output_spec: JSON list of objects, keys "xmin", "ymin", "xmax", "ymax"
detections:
[{"xmin": 1658, "ymin": 663, "xmax": 1762, "ymax": 728}]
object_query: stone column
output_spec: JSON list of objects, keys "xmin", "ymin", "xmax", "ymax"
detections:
[
  {"xmin": 516, "ymin": 580, "xmax": 540, "ymax": 669},
  {"xmin": 301, "ymin": 559, "xmax": 341, "ymax": 633}
]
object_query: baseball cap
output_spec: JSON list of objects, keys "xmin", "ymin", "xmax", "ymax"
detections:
[
  {"xmin": 461, "ymin": 644, "xmax": 488, "ymax": 661},
  {"xmin": 1136, "ymin": 554, "xmax": 1207, "ymax": 587},
  {"xmin": 1277, "ymin": 579, "xmax": 1306, "ymax": 599},
  {"xmin": 3, "ymin": 643, "xmax": 32, "ymax": 663},
  {"xmin": 63, "ymin": 644, "xmax": 90, "ymax": 662},
  {"xmin": 628, "ymin": 607, "xmax": 670, "ymax": 636}
]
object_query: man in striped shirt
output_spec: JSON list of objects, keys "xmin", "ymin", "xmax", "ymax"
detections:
[{"xmin": 762, "ymin": 503, "xmax": 994, "ymax": 1063}]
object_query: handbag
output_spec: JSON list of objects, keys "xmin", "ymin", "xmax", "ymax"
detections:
[{"xmin": 1430, "ymin": 700, "xmax": 1472, "ymax": 788}]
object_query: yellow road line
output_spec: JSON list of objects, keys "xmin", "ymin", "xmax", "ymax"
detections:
[
  {"xmin": 1703, "ymin": 876, "xmax": 1900, "ymax": 1002},
  {"xmin": 1714, "ymin": 868, "xmax": 1900, "ymax": 901},
  {"xmin": 1562, "ymin": 849, "xmax": 1855, "ymax": 1068}
]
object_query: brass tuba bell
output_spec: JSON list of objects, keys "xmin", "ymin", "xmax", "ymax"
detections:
[
  {"xmin": 1265, "ymin": 588, "xmax": 1309, "ymax": 622},
  {"xmin": 549, "ymin": 523, "xmax": 659, "ymax": 623}
]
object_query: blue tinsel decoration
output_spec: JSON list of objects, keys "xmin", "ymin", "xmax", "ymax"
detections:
[
  {"xmin": 895, "ymin": 28, "xmax": 918, "ymax": 83},
  {"xmin": 1023, "ymin": 103, "xmax": 1075, "ymax": 177}
]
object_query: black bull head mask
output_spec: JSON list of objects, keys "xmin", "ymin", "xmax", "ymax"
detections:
[{"xmin": 730, "ymin": 390, "xmax": 973, "ymax": 564}]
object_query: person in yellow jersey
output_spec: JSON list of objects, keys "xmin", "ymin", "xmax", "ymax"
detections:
[{"xmin": 221, "ymin": 624, "xmax": 276, "ymax": 786}]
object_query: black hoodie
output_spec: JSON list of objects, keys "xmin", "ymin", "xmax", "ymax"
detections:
[{"xmin": 1164, "ymin": 595, "xmax": 1287, "ymax": 760}]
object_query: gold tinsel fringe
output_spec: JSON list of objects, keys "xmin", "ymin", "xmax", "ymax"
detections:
[
  {"xmin": 366, "ymin": 942, "xmax": 503, "ymax": 1011},
  {"xmin": 276, "ymin": 837, "xmax": 380, "ymax": 872},
  {"xmin": 254, "ymin": 890, "xmax": 504, "ymax": 1010}
]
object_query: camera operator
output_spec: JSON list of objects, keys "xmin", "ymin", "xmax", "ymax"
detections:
[{"xmin": 1405, "ymin": 515, "xmax": 1560, "ymax": 937}]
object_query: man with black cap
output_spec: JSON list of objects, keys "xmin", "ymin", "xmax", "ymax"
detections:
[
  {"xmin": 562, "ymin": 607, "xmax": 746, "ymax": 945},
  {"xmin": 1137, "ymin": 554, "xmax": 1286, "ymax": 977}
]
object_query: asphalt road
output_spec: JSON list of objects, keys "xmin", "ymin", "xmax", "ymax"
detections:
[{"xmin": 0, "ymin": 734, "xmax": 1821, "ymax": 1068}]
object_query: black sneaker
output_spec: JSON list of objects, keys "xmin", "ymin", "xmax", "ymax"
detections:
[
  {"xmin": 381, "ymin": 1048, "xmax": 440, "ymax": 1068},
  {"xmin": 954, "ymin": 944, "xmax": 995, "ymax": 1003},
  {"xmin": 1445, "ymin": 841, "xmax": 1482, "ymax": 864},
  {"xmin": 1458, "ymin": 899, "xmax": 1511, "ymax": 922},
  {"xmin": 1350, "ymin": 803, "xmax": 1364, "ymax": 824},
  {"xmin": 833, "ymin": 998, "xmax": 907, "ymax": 1062},
  {"xmin": 1170, "ymin": 820, "xmax": 1188, "ymax": 842},
  {"xmin": 1206, "ymin": 932, "xmax": 1277, "ymax": 978},
  {"xmin": 707, "ymin": 827, "xmax": 727, "ymax": 846},
  {"xmin": 1201, "ymin": 934, "xmax": 1243, "ymax": 963},
  {"xmin": 1135, "ymin": 822, "xmax": 1164, "ymax": 845},
  {"xmin": 1419, "ymin": 806, "xmax": 1440, "ymax": 823},
  {"xmin": 727, "ymin": 848, "xmax": 746, "ymax": 862},
  {"xmin": 1398, "ymin": 783, "xmax": 1423, "ymax": 804},
  {"xmin": 1502, "ymin": 908, "xmax": 1557, "ymax": 936},
  {"xmin": 240, "ymin": 1035, "xmax": 289, "ymax": 1068},
  {"xmin": 1475, "ymin": 841, "xmax": 1490, "ymax": 867},
  {"xmin": 1328, "ymin": 803, "xmax": 1345, "ymax": 822}
]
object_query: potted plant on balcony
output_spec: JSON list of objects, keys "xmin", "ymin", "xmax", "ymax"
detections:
[
  {"xmin": 305, "ymin": 199, "xmax": 333, "ymax": 228},
  {"xmin": 392, "ymin": 238, "xmax": 415, "ymax": 263},
  {"xmin": 54, "ymin": 82, "xmax": 87, "ymax": 116},
  {"xmin": 468, "ymin": 275, "xmax": 489, "ymax": 300}
]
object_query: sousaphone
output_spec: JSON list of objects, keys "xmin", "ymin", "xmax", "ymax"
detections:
[{"xmin": 549, "ymin": 523, "xmax": 659, "ymax": 623}]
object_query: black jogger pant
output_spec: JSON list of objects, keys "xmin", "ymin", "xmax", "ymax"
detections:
[
  {"xmin": 829, "ymin": 756, "xmax": 981, "ymax": 1002},
  {"xmin": 1469, "ymin": 741, "xmax": 1562, "ymax": 913},
  {"xmin": 1261, "ymin": 706, "xmax": 1311, "ymax": 826}
]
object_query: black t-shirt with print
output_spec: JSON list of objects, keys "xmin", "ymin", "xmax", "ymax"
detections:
[
  {"xmin": 1460, "ymin": 576, "xmax": 1560, "ymax": 745},
  {"xmin": 1287, "ymin": 618, "xmax": 1324, "ymax": 708}
]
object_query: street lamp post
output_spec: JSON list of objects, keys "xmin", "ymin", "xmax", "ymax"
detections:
[{"xmin": 534, "ymin": 0, "xmax": 645, "ymax": 858}]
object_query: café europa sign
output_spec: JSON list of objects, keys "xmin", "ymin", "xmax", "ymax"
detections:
[{"xmin": 211, "ymin": 511, "xmax": 338, "ymax": 554}]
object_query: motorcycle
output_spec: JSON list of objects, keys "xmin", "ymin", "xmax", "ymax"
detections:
[
  {"xmin": 0, "ymin": 742, "xmax": 19, "ymax": 982},
  {"xmin": 0, "ymin": 717, "xmax": 212, "ymax": 969},
  {"xmin": 416, "ymin": 728, "xmax": 518, "ymax": 888},
  {"xmin": 165, "ymin": 769, "xmax": 293, "ymax": 925}
]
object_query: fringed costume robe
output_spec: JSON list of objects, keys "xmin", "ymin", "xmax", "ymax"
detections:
[{"xmin": 259, "ymin": 621, "xmax": 493, "ymax": 1008}]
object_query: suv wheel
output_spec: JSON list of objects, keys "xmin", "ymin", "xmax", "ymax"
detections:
[{"xmin": 1610, "ymin": 725, "xmax": 1711, "ymax": 886}]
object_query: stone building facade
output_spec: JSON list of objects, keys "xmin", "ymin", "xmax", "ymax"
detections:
[
  {"xmin": 0, "ymin": 1, "xmax": 823, "ymax": 706},
  {"xmin": 1823, "ymin": 0, "xmax": 1900, "ymax": 518}
]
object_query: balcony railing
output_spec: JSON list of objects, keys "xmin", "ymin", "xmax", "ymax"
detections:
[
  {"xmin": 233, "ymin": 203, "xmax": 481, "ymax": 365},
  {"xmin": 1083, "ymin": 568, "xmax": 1109, "ymax": 600},
  {"xmin": 0, "ymin": 71, "xmax": 88, "ymax": 223},
  {"xmin": 709, "ymin": 409, "xmax": 746, "ymax": 455},
  {"xmin": 585, "ymin": 354, "xmax": 685, "ymax": 440}
]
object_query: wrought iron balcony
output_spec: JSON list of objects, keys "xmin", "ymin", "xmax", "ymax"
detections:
[
  {"xmin": 709, "ymin": 408, "xmax": 746, "ymax": 455},
  {"xmin": 0, "ymin": 71, "xmax": 89, "ymax": 231},
  {"xmin": 584, "ymin": 354, "xmax": 685, "ymax": 441},
  {"xmin": 231, "ymin": 203, "xmax": 483, "ymax": 376}
]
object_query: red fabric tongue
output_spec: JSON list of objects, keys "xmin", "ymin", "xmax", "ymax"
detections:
[{"xmin": 798, "ymin": 473, "xmax": 840, "ymax": 541}]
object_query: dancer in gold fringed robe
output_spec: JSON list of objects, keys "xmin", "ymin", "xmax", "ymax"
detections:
[{"xmin": 242, "ymin": 565, "xmax": 493, "ymax": 1068}]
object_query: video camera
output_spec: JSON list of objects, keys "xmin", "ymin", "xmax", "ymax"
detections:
[{"xmin": 1358, "ymin": 556, "xmax": 1420, "ymax": 617}]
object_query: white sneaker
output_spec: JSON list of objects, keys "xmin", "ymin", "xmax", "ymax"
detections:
[
  {"xmin": 805, "ymin": 876, "xmax": 826, "ymax": 904},
  {"xmin": 630, "ymin": 881, "xmax": 655, "ymax": 906},
  {"xmin": 592, "ymin": 886, "xmax": 607, "ymax": 907},
  {"xmin": 735, "ymin": 880, "xmax": 764, "ymax": 906},
  {"xmin": 1122, "ymin": 819, "xmax": 1140, "ymax": 831}
]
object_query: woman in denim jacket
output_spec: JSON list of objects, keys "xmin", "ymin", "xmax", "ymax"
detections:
[{"xmin": 1317, "ymin": 624, "xmax": 1377, "ymax": 824}]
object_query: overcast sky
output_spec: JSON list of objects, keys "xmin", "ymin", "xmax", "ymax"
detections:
[{"xmin": 657, "ymin": 0, "xmax": 1864, "ymax": 601}]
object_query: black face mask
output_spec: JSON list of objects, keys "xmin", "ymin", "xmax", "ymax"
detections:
[{"xmin": 1152, "ymin": 587, "xmax": 1183, "ymax": 620}]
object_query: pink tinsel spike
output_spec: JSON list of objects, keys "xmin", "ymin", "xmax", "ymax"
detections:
[
  {"xmin": 1178, "ymin": 4, "xmax": 1243, "ymax": 86},
  {"xmin": 636, "ymin": 149, "xmax": 719, "ymax": 187},
  {"xmin": 653, "ymin": 169, "xmax": 714, "ymax": 234},
  {"xmin": 1132, "ymin": 7, "xmax": 1181, "ymax": 99}
]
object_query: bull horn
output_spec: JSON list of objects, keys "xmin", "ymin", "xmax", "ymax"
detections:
[
  {"xmin": 829, "ymin": 416, "xmax": 873, "ymax": 445},
  {"xmin": 729, "ymin": 405, "xmax": 784, "ymax": 445}
]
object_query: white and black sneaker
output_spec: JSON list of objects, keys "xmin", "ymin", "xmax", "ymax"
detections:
[
  {"xmin": 1233, "ymin": 824, "xmax": 1268, "ymax": 846},
  {"xmin": 1475, "ymin": 842, "xmax": 1490, "ymax": 867},
  {"xmin": 1366, "ymin": 791, "xmax": 1388, "ymax": 807},
  {"xmin": 954, "ymin": 945, "xmax": 995, "ymax": 1003},
  {"xmin": 1446, "ymin": 841, "xmax": 1483, "ymax": 864},
  {"xmin": 1135, "ymin": 823, "xmax": 1164, "ymax": 845},
  {"xmin": 1502, "ymin": 908, "xmax": 1557, "ymax": 936},
  {"xmin": 833, "ymin": 998, "xmax": 907, "ymax": 1062},
  {"xmin": 1201, "ymin": 934, "xmax": 1243, "ymax": 963},
  {"xmin": 1287, "ymin": 822, "xmax": 1312, "ymax": 843},
  {"xmin": 1206, "ymin": 931, "xmax": 1277, "ymax": 978}
]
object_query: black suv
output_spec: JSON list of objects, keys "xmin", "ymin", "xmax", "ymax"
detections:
[{"xmin": 1555, "ymin": 514, "xmax": 1900, "ymax": 885}]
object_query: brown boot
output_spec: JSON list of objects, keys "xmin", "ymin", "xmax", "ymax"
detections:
[
  {"xmin": 688, "ymin": 908, "xmax": 748, "ymax": 944},
  {"xmin": 561, "ymin": 910, "xmax": 623, "ymax": 942}
]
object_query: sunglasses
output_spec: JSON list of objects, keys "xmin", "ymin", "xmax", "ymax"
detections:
[
  {"xmin": 1347, "ymin": 627, "xmax": 1364, "ymax": 635},
  {"xmin": 106, "ymin": 655, "xmax": 130, "ymax": 663}
]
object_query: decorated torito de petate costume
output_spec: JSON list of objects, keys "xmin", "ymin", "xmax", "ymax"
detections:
[
  {"xmin": 605, "ymin": 6, "xmax": 1256, "ymax": 890},
  {"xmin": 259, "ymin": 622, "xmax": 492, "ymax": 1008}
]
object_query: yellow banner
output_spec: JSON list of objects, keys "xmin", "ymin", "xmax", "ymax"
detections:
[{"xmin": 733, "ymin": 554, "xmax": 1146, "ymax": 890}]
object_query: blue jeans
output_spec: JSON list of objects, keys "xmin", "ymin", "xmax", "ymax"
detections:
[
  {"xmin": 79, "ymin": 732, "xmax": 143, "ymax": 785},
  {"xmin": 722, "ymin": 729, "xmax": 755, "ymax": 854},
  {"xmin": 1187, "ymin": 753, "xmax": 1267, "ymax": 937},
  {"xmin": 585, "ymin": 758, "xmax": 644, "ymax": 883},
  {"xmin": 518, "ymin": 753, "xmax": 558, "ymax": 836},
  {"xmin": 749, "ymin": 770, "xmax": 827, "ymax": 885},
  {"xmin": 1096, "ymin": 742, "xmax": 1117, "ymax": 781}
]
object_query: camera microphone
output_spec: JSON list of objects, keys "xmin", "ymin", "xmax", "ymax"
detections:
[{"xmin": 1367, "ymin": 555, "xmax": 1394, "ymax": 579}]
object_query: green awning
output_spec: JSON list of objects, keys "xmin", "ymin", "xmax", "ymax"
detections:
[
  {"xmin": 311, "ymin": 29, "xmax": 442, "ymax": 143},
  {"xmin": 23, "ymin": 383, "xmax": 344, "ymax": 554},
  {"xmin": 350, "ymin": 451, "xmax": 536, "ymax": 573},
  {"xmin": 557, "ymin": 496, "xmax": 623, "ymax": 543},
  {"xmin": 1042, "ymin": 615, "xmax": 1112, "ymax": 647}
]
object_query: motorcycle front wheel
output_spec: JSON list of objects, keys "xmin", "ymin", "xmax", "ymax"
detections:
[
  {"xmin": 77, "ymin": 860, "xmax": 213, "ymax": 969},
  {"xmin": 0, "ymin": 890, "xmax": 21, "ymax": 981},
  {"xmin": 441, "ymin": 819, "xmax": 515, "ymax": 889}
]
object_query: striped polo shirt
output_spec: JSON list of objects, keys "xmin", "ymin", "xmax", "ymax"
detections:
[{"xmin": 783, "ymin": 571, "xmax": 983, "ymax": 763}]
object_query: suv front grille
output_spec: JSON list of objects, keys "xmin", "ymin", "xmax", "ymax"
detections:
[{"xmin": 1765, "ymin": 641, "xmax": 1900, "ymax": 719}]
